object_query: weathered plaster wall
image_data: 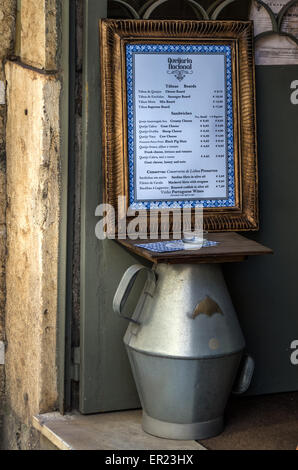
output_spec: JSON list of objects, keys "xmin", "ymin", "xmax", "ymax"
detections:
[{"xmin": 0, "ymin": 0, "xmax": 17, "ymax": 443}]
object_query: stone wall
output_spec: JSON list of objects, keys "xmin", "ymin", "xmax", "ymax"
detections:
[
  {"xmin": 1, "ymin": 0, "xmax": 62, "ymax": 449},
  {"xmin": 0, "ymin": 0, "xmax": 17, "ymax": 444}
]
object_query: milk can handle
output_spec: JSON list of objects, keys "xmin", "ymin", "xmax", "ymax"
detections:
[
  {"xmin": 113, "ymin": 265, "xmax": 156, "ymax": 324},
  {"xmin": 233, "ymin": 354, "xmax": 255, "ymax": 395}
]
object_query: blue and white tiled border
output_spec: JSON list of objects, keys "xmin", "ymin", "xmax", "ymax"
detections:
[{"xmin": 126, "ymin": 44, "xmax": 235, "ymax": 210}]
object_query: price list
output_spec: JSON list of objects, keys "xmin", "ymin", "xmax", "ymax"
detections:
[{"xmin": 129, "ymin": 49, "xmax": 232, "ymax": 203}]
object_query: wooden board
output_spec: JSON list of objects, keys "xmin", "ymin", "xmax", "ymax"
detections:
[
  {"xmin": 33, "ymin": 411, "xmax": 205, "ymax": 450},
  {"xmin": 116, "ymin": 232, "xmax": 273, "ymax": 264}
]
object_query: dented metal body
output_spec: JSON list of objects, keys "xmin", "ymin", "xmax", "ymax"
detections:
[{"xmin": 113, "ymin": 263, "xmax": 248, "ymax": 440}]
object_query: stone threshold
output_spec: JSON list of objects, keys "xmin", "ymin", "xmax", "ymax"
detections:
[{"xmin": 33, "ymin": 409, "xmax": 206, "ymax": 451}]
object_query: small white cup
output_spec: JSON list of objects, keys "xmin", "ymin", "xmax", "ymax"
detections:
[{"xmin": 182, "ymin": 230, "xmax": 208, "ymax": 250}]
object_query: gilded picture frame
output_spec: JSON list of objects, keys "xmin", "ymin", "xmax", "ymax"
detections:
[{"xmin": 100, "ymin": 19, "xmax": 258, "ymax": 235}]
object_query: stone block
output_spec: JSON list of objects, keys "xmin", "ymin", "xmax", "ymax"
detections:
[
  {"xmin": 21, "ymin": 0, "xmax": 58, "ymax": 70},
  {"xmin": 0, "ymin": 0, "xmax": 16, "ymax": 79},
  {"xmin": 5, "ymin": 60, "xmax": 60, "ymax": 422}
]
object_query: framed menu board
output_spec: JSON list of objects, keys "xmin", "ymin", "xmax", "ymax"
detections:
[{"xmin": 100, "ymin": 20, "xmax": 258, "ymax": 234}]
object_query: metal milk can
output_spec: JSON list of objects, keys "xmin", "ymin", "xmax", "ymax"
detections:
[{"xmin": 113, "ymin": 263, "xmax": 254, "ymax": 440}]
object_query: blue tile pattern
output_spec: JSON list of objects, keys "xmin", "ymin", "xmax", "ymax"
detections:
[
  {"xmin": 135, "ymin": 239, "xmax": 220, "ymax": 253},
  {"xmin": 126, "ymin": 44, "xmax": 235, "ymax": 209}
]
